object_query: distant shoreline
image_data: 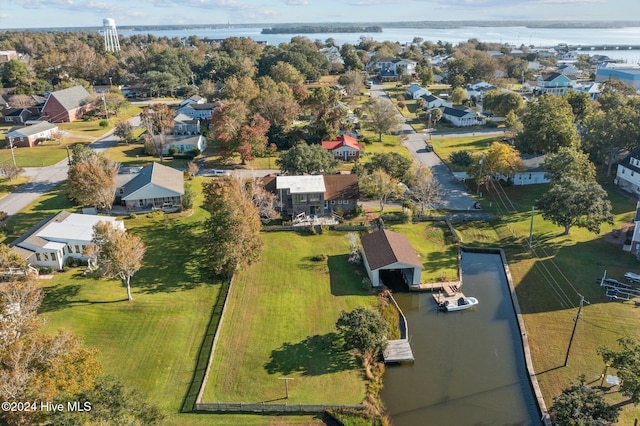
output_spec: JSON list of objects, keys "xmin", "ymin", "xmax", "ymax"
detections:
[
  {"xmin": 6, "ymin": 20, "xmax": 640, "ymax": 33},
  {"xmin": 261, "ymin": 25, "xmax": 383, "ymax": 34}
]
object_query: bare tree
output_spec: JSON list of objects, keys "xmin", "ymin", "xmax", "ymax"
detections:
[
  {"xmin": 240, "ymin": 177, "xmax": 279, "ymax": 223},
  {"xmin": 89, "ymin": 222, "xmax": 146, "ymax": 301},
  {"xmin": 359, "ymin": 169, "xmax": 404, "ymax": 216},
  {"xmin": 0, "ymin": 164, "xmax": 25, "ymax": 181},
  {"xmin": 409, "ymin": 164, "xmax": 441, "ymax": 216},
  {"xmin": 140, "ymin": 103, "xmax": 175, "ymax": 162},
  {"xmin": 67, "ymin": 153, "xmax": 118, "ymax": 213}
]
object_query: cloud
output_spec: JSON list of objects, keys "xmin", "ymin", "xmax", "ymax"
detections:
[{"xmin": 286, "ymin": 0, "xmax": 309, "ymax": 5}]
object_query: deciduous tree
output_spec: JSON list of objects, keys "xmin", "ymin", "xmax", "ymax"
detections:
[
  {"xmin": 536, "ymin": 177, "xmax": 613, "ymax": 235},
  {"xmin": 202, "ymin": 178, "xmax": 263, "ymax": 278},
  {"xmin": 359, "ymin": 169, "xmax": 404, "ymax": 216},
  {"xmin": 0, "ymin": 164, "xmax": 25, "ymax": 181},
  {"xmin": 467, "ymin": 142, "xmax": 524, "ymax": 188},
  {"xmin": 89, "ymin": 222, "xmax": 146, "ymax": 301},
  {"xmin": 550, "ymin": 375, "xmax": 620, "ymax": 425},
  {"xmin": 364, "ymin": 152, "xmax": 414, "ymax": 183},
  {"xmin": 276, "ymin": 143, "xmax": 338, "ymax": 175},
  {"xmin": 113, "ymin": 120, "xmax": 135, "ymax": 144},
  {"xmin": 140, "ymin": 103, "xmax": 175, "ymax": 162},
  {"xmin": 365, "ymin": 97, "xmax": 402, "ymax": 141},
  {"xmin": 543, "ymin": 147, "xmax": 596, "ymax": 184},
  {"xmin": 212, "ymin": 101, "xmax": 270, "ymax": 164},
  {"xmin": 516, "ymin": 94, "xmax": 580, "ymax": 154},
  {"xmin": 336, "ymin": 307, "xmax": 389, "ymax": 358},
  {"xmin": 67, "ymin": 152, "xmax": 118, "ymax": 212},
  {"xmin": 408, "ymin": 164, "xmax": 441, "ymax": 216},
  {"xmin": 598, "ymin": 337, "xmax": 640, "ymax": 405},
  {"xmin": 483, "ymin": 90, "xmax": 524, "ymax": 117}
]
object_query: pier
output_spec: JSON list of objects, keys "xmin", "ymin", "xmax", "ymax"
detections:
[{"xmin": 382, "ymin": 292, "xmax": 415, "ymax": 364}]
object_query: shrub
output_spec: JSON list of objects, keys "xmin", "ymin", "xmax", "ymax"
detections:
[
  {"xmin": 168, "ymin": 146, "xmax": 179, "ymax": 157},
  {"xmin": 397, "ymin": 101, "xmax": 406, "ymax": 109},
  {"xmin": 128, "ymin": 213, "xmax": 137, "ymax": 220},
  {"xmin": 319, "ymin": 224, "xmax": 329, "ymax": 234},
  {"xmin": 311, "ymin": 254, "xmax": 328, "ymax": 261},
  {"xmin": 99, "ymin": 120, "xmax": 109, "ymax": 128},
  {"xmin": 307, "ymin": 225, "xmax": 317, "ymax": 235},
  {"xmin": 189, "ymin": 148, "xmax": 202, "ymax": 158},
  {"xmin": 0, "ymin": 211, "xmax": 8, "ymax": 222},
  {"xmin": 449, "ymin": 150, "xmax": 473, "ymax": 167}
]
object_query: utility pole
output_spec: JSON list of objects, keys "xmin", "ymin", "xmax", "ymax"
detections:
[
  {"xmin": 102, "ymin": 95, "xmax": 109, "ymax": 120},
  {"xmin": 278, "ymin": 377, "xmax": 294, "ymax": 399},
  {"xmin": 528, "ymin": 206, "xmax": 534, "ymax": 249},
  {"xmin": 564, "ymin": 295, "xmax": 585, "ymax": 367},
  {"xmin": 8, "ymin": 137, "xmax": 16, "ymax": 167},
  {"xmin": 476, "ymin": 154, "xmax": 485, "ymax": 196}
]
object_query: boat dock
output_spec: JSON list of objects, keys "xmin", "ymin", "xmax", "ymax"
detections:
[
  {"xmin": 409, "ymin": 281, "xmax": 461, "ymax": 296},
  {"xmin": 433, "ymin": 291, "xmax": 466, "ymax": 305},
  {"xmin": 383, "ymin": 339, "xmax": 414, "ymax": 363}
]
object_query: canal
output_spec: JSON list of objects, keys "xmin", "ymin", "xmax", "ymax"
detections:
[{"xmin": 380, "ymin": 251, "xmax": 541, "ymax": 425}]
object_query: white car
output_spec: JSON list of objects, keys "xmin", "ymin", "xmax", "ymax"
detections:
[{"xmin": 212, "ymin": 170, "xmax": 230, "ymax": 177}]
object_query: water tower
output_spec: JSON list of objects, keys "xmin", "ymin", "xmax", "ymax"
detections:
[{"xmin": 103, "ymin": 18, "xmax": 120, "ymax": 52}]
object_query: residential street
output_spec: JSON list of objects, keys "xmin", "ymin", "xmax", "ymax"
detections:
[{"xmin": 369, "ymin": 81, "xmax": 492, "ymax": 211}]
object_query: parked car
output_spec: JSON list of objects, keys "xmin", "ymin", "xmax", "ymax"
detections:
[
  {"xmin": 212, "ymin": 170, "xmax": 230, "ymax": 176},
  {"xmin": 424, "ymin": 143, "xmax": 433, "ymax": 152}
]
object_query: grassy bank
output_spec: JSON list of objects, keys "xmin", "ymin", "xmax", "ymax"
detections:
[{"xmin": 455, "ymin": 179, "xmax": 640, "ymax": 424}]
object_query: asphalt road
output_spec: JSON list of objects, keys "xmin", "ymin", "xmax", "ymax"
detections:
[{"xmin": 368, "ymin": 81, "xmax": 483, "ymax": 211}]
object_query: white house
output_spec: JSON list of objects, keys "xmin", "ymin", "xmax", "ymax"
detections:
[
  {"xmin": 615, "ymin": 147, "xmax": 640, "ymax": 195},
  {"xmin": 179, "ymin": 95, "xmax": 206, "ymax": 107},
  {"xmin": 175, "ymin": 102, "xmax": 221, "ymax": 120},
  {"xmin": 360, "ymin": 229, "xmax": 423, "ymax": 288},
  {"xmin": 442, "ymin": 106, "xmax": 485, "ymax": 127},
  {"xmin": 173, "ymin": 113, "xmax": 200, "ymax": 135},
  {"xmin": 9, "ymin": 211, "xmax": 125, "ymax": 270},
  {"xmin": 466, "ymin": 81, "xmax": 496, "ymax": 101},
  {"xmin": 628, "ymin": 202, "xmax": 640, "ymax": 253},
  {"xmin": 162, "ymin": 134, "xmax": 206, "ymax": 155},
  {"xmin": 421, "ymin": 94, "xmax": 451, "ymax": 110},
  {"xmin": 5, "ymin": 121, "xmax": 59, "ymax": 148},
  {"xmin": 509, "ymin": 154, "xmax": 551, "ymax": 186},
  {"xmin": 574, "ymin": 82, "xmax": 601, "ymax": 101},
  {"xmin": 406, "ymin": 83, "xmax": 430, "ymax": 100}
]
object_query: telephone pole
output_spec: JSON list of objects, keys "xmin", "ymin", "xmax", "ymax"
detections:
[
  {"xmin": 564, "ymin": 295, "xmax": 585, "ymax": 367},
  {"xmin": 278, "ymin": 377, "xmax": 294, "ymax": 399},
  {"xmin": 528, "ymin": 206, "xmax": 534, "ymax": 249}
]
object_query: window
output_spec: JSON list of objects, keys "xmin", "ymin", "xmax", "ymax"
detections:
[
  {"xmin": 51, "ymin": 252, "xmax": 56, "ymax": 261},
  {"xmin": 632, "ymin": 171, "xmax": 635, "ymax": 177},
  {"xmin": 36, "ymin": 253, "xmax": 41, "ymax": 261},
  {"xmin": 42, "ymin": 252, "xmax": 49, "ymax": 261},
  {"xmin": 343, "ymin": 200, "xmax": 349, "ymax": 205},
  {"xmin": 528, "ymin": 174, "xmax": 532, "ymax": 179},
  {"xmin": 309, "ymin": 194, "xmax": 320, "ymax": 202},
  {"xmin": 338, "ymin": 200, "xmax": 343, "ymax": 204},
  {"xmin": 623, "ymin": 169, "xmax": 626, "ymax": 174},
  {"xmin": 331, "ymin": 200, "xmax": 335, "ymax": 205},
  {"xmin": 75, "ymin": 245, "xmax": 80, "ymax": 253}
]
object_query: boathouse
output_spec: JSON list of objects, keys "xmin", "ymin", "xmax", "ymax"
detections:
[{"xmin": 360, "ymin": 229, "xmax": 423, "ymax": 287}]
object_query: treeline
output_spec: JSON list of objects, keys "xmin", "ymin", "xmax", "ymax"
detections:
[{"xmin": 262, "ymin": 25, "xmax": 382, "ymax": 34}]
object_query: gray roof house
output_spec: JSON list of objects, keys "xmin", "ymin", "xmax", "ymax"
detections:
[
  {"xmin": 42, "ymin": 85, "xmax": 92, "ymax": 123},
  {"xmin": 116, "ymin": 162, "xmax": 184, "ymax": 210},
  {"xmin": 9, "ymin": 211, "xmax": 124, "ymax": 270}
]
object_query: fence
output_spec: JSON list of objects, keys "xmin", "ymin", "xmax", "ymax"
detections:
[{"xmin": 195, "ymin": 402, "xmax": 366, "ymax": 414}]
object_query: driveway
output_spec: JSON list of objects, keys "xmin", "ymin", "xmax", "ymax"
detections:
[{"xmin": 369, "ymin": 81, "xmax": 481, "ymax": 211}]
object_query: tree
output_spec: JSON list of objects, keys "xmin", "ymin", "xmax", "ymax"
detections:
[
  {"xmin": 359, "ymin": 169, "xmax": 404, "ymax": 216},
  {"xmin": 221, "ymin": 75, "xmax": 259, "ymax": 103},
  {"xmin": 0, "ymin": 243, "xmax": 29, "ymax": 275},
  {"xmin": 67, "ymin": 152, "xmax": 118, "ymax": 212},
  {"xmin": 186, "ymin": 161, "xmax": 199, "ymax": 178},
  {"xmin": 140, "ymin": 103, "xmax": 175, "ymax": 162},
  {"xmin": 244, "ymin": 178, "xmax": 279, "ymax": 223},
  {"xmin": 451, "ymin": 86, "xmax": 467, "ymax": 105},
  {"xmin": 113, "ymin": 120, "xmax": 135, "ymax": 144},
  {"xmin": 408, "ymin": 164, "xmax": 441, "ymax": 216},
  {"xmin": 0, "ymin": 277, "xmax": 102, "ymax": 426},
  {"xmin": 276, "ymin": 143, "xmax": 338, "ymax": 175},
  {"xmin": 564, "ymin": 90, "xmax": 592, "ymax": 123},
  {"xmin": 305, "ymin": 86, "xmax": 346, "ymax": 142},
  {"xmin": 335, "ymin": 307, "xmax": 389, "ymax": 357},
  {"xmin": 364, "ymin": 152, "xmax": 414, "ymax": 183},
  {"xmin": 103, "ymin": 91, "xmax": 128, "ymax": 117},
  {"xmin": 202, "ymin": 177, "xmax": 263, "ymax": 278},
  {"xmin": 269, "ymin": 61, "xmax": 304, "ymax": 85},
  {"xmin": 337, "ymin": 69, "xmax": 364, "ymax": 97},
  {"xmin": 365, "ymin": 97, "xmax": 402, "ymax": 141},
  {"xmin": 504, "ymin": 110, "xmax": 522, "ymax": 137},
  {"xmin": 1, "ymin": 59, "xmax": 28, "ymax": 87},
  {"xmin": 598, "ymin": 337, "xmax": 640, "ymax": 404},
  {"xmin": 516, "ymin": 94, "xmax": 580, "ymax": 154},
  {"xmin": 543, "ymin": 147, "xmax": 596, "ymax": 184},
  {"xmin": 483, "ymin": 90, "xmax": 524, "ymax": 117},
  {"xmin": 467, "ymin": 142, "xmax": 525, "ymax": 188},
  {"xmin": 0, "ymin": 164, "xmax": 25, "ymax": 181},
  {"xmin": 51, "ymin": 376, "xmax": 165, "ymax": 426},
  {"xmin": 212, "ymin": 102, "xmax": 270, "ymax": 164},
  {"xmin": 89, "ymin": 222, "xmax": 146, "ymax": 301},
  {"xmin": 536, "ymin": 177, "xmax": 613, "ymax": 235},
  {"xmin": 550, "ymin": 375, "xmax": 620, "ymax": 426}
]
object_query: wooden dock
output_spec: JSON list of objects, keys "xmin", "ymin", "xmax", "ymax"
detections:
[
  {"xmin": 433, "ymin": 291, "xmax": 466, "ymax": 305},
  {"xmin": 383, "ymin": 339, "xmax": 414, "ymax": 363},
  {"xmin": 409, "ymin": 281, "xmax": 461, "ymax": 296}
]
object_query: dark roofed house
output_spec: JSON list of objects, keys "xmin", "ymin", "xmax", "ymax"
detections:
[
  {"xmin": 42, "ymin": 85, "xmax": 92, "ymax": 123},
  {"xmin": 116, "ymin": 162, "xmax": 184, "ymax": 210},
  {"xmin": 323, "ymin": 174, "xmax": 359, "ymax": 214},
  {"xmin": 360, "ymin": 229, "xmax": 423, "ymax": 287},
  {"xmin": 0, "ymin": 108, "xmax": 32, "ymax": 125},
  {"xmin": 615, "ymin": 147, "xmax": 640, "ymax": 195}
]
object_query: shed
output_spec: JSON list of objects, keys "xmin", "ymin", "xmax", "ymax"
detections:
[{"xmin": 360, "ymin": 229, "xmax": 423, "ymax": 288}]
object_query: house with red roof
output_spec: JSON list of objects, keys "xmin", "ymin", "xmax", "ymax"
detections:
[{"xmin": 321, "ymin": 135, "xmax": 363, "ymax": 161}]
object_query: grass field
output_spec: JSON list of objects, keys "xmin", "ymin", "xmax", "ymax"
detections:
[
  {"xmin": 0, "ymin": 175, "xmax": 30, "ymax": 199},
  {"xmin": 455, "ymin": 179, "xmax": 640, "ymax": 424},
  {"xmin": 104, "ymin": 143, "xmax": 192, "ymax": 169},
  {"xmin": 0, "ymin": 138, "xmax": 91, "ymax": 167},
  {"xmin": 430, "ymin": 135, "xmax": 501, "ymax": 171},
  {"xmin": 202, "ymin": 230, "xmax": 376, "ymax": 404}
]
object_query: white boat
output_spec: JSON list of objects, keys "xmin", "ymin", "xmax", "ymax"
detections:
[
  {"xmin": 438, "ymin": 296, "xmax": 479, "ymax": 312},
  {"xmin": 625, "ymin": 272, "xmax": 640, "ymax": 283}
]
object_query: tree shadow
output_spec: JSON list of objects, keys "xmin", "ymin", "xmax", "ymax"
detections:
[
  {"xmin": 264, "ymin": 332, "xmax": 355, "ymax": 376},
  {"xmin": 39, "ymin": 283, "xmax": 128, "ymax": 312}
]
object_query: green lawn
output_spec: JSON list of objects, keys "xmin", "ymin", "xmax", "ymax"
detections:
[
  {"xmin": 203, "ymin": 230, "xmax": 376, "ymax": 404},
  {"xmin": 431, "ymin": 135, "xmax": 502, "ymax": 171},
  {"xmin": 0, "ymin": 139, "xmax": 91, "ymax": 167},
  {"xmin": 454, "ymin": 179, "xmax": 640, "ymax": 424},
  {"xmin": 0, "ymin": 175, "xmax": 30, "ymax": 199},
  {"xmin": 104, "ymin": 143, "xmax": 192, "ymax": 169}
]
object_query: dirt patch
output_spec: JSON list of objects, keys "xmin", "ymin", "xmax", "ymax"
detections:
[{"xmin": 604, "ymin": 223, "xmax": 633, "ymax": 245}]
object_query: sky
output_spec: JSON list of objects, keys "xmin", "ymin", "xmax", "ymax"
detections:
[{"xmin": 1, "ymin": 0, "xmax": 640, "ymax": 30}]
